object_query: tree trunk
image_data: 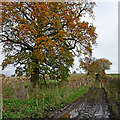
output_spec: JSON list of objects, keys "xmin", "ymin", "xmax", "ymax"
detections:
[
  {"xmin": 30, "ymin": 67, "xmax": 40, "ymax": 109},
  {"xmin": 30, "ymin": 68, "xmax": 40, "ymax": 88},
  {"xmin": 43, "ymin": 74, "xmax": 47, "ymax": 85}
]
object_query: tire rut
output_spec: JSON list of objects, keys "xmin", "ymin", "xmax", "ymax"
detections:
[{"xmin": 50, "ymin": 81, "xmax": 112, "ymax": 119}]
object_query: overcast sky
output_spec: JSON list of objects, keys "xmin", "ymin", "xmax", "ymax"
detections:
[
  {"xmin": 71, "ymin": 1, "xmax": 118, "ymax": 74},
  {"xmin": 0, "ymin": 1, "xmax": 119, "ymax": 76},
  {"xmin": 93, "ymin": 1, "xmax": 118, "ymax": 74}
]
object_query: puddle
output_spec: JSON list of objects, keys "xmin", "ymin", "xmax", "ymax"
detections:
[
  {"xmin": 59, "ymin": 86, "xmax": 111, "ymax": 119},
  {"xmin": 51, "ymin": 82, "xmax": 112, "ymax": 119},
  {"xmin": 61, "ymin": 102, "xmax": 110, "ymax": 119}
]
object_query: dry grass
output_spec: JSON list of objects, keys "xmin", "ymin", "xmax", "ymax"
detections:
[
  {"xmin": 2, "ymin": 74, "xmax": 96, "ymax": 118},
  {"xmin": 101, "ymin": 75, "xmax": 120, "ymax": 105}
]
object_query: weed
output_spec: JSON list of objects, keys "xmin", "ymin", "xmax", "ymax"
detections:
[{"xmin": 3, "ymin": 74, "xmax": 95, "ymax": 118}]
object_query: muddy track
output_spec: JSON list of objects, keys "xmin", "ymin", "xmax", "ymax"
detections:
[{"xmin": 49, "ymin": 81, "xmax": 112, "ymax": 119}]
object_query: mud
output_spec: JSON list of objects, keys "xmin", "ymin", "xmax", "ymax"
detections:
[{"xmin": 49, "ymin": 81, "xmax": 112, "ymax": 119}]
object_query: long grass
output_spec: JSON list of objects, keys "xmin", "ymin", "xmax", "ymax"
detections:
[
  {"xmin": 2, "ymin": 74, "xmax": 95, "ymax": 118},
  {"xmin": 107, "ymin": 74, "xmax": 120, "ymax": 78},
  {"xmin": 101, "ymin": 75, "xmax": 120, "ymax": 105}
]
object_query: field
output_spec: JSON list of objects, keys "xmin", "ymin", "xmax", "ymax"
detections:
[
  {"xmin": 2, "ymin": 74, "xmax": 95, "ymax": 118},
  {"xmin": 102, "ymin": 74, "xmax": 120, "ymax": 105},
  {"xmin": 101, "ymin": 75, "xmax": 120, "ymax": 119},
  {"xmin": 2, "ymin": 73, "xmax": 120, "ymax": 119},
  {"xmin": 107, "ymin": 74, "xmax": 120, "ymax": 78}
]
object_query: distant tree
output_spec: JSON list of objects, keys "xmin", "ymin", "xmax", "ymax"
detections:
[
  {"xmin": 1, "ymin": 2, "xmax": 97, "ymax": 86},
  {"xmin": 96, "ymin": 58, "xmax": 112, "ymax": 77},
  {"xmin": 73, "ymin": 70, "xmax": 77, "ymax": 74},
  {"xmin": 80, "ymin": 57, "xmax": 112, "ymax": 78},
  {"xmin": 80, "ymin": 57, "xmax": 96, "ymax": 74}
]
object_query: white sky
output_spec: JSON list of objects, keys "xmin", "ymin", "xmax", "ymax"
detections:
[
  {"xmin": 0, "ymin": 1, "xmax": 119, "ymax": 76},
  {"xmin": 71, "ymin": 1, "xmax": 118, "ymax": 74},
  {"xmin": 93, "ymin": 1, "xmax": 118, "ymax": 74}
]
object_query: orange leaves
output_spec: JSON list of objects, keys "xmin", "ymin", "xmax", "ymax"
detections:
[
  {"xmin": 34, "ymin": 48, "xmax": 46, "ymax": 62},
  {"xmin": 34, "ymin": 35, "xmax": 58, "ymax": 61},
  {"xmin": 78, "ymin": 22, "xmax": 88, "ymax": 29},
  {"xmin": 35, "ymin": 36, "xmax": 47, "ymax": 53},
  {"xmin": 1, "ymin": 1, "xmax": 97, "ymax": 78},
  {"xmin": 58, "ymin": 46, "xmax": 64, "ymax": 54},
  {"xmin": 52, "ymin": 19, "xmax": 61, "ymax": 29},
  {"xmin": 80, "ymin": 60, "xmax": 88, "ymax": 70},
  {"xmin": 35, "ymin": 36, "xmax": 47, "ymax": 44},
  {"xmin": 81, "ymin": 57, "xmax": 112, "ymax": 75},
  {"xmin": 33, "ymin": 2, "xmax": 39, "ymax": 9},
  {"xmin": 77, "ymin": 32, "xmax": 82, "ymax": 38},
  {"xmin": 31, "ymin": 11, "xmax": 38, "ymax": 17},
  {"xmin": 52, "ymin": 12, "xmax": 56, "ymax": 17}
]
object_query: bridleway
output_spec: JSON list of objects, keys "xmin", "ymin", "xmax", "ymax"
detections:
[{"xmin": 49, "ymin": 80, "xmax": 112, "ymax": 119}]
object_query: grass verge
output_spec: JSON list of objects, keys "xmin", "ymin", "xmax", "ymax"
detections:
[
  {"xmin": 101, "ymin": 75, "xmax": 120, "ymax": 119},
  {"xmin": 3, "ymin": 74, "xmax": 95, "ymax": 118}
]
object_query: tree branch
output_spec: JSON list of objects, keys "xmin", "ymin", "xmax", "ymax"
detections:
[{"xmin": 1, "ymin": 35, "xmax": 33, "ymax": 51}]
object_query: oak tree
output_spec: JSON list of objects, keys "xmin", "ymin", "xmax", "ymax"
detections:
[
  {"xmin": 80, "ymin": 57, "xmax": 112, "ymax": 78},
  {"xmin": 1, "ymin": 2, "xmax": 97, "ymax": 86}
]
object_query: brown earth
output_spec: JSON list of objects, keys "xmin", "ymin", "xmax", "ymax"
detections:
[{"xmin": 48, "ymin": 81, "xmax": 116, "ymax": 119}]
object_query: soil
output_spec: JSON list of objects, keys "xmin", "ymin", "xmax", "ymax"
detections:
[{"xmin": 48, "ymin": 81, "xmax": 116, "ymax": 119}]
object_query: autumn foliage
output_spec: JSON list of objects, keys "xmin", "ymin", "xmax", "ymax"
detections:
[
  {"xmin": 1, "ymin": 2, "xmax": 97, "ymax": 85},
  {"xmin": 80, "ymin": 57, "xmax": 112, "ymax": 77}
]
